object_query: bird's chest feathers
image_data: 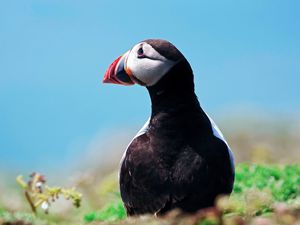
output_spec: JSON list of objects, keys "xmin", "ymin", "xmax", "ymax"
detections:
[{"xmin": 125, "ymin": 113, "xmax": 203, "ymax": 174}]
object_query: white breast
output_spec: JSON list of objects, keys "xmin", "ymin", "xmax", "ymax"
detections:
[{"xmin": 119, "ymin": 118, "xmax": 151, "ymax": 173}]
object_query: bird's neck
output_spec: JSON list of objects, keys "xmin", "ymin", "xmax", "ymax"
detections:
[{"xmin": 146, "ymin": 59, "xmax": 201, "ymax": 116}]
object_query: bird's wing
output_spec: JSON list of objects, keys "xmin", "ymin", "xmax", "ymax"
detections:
[
  {"xmin": 119, "ymin": 132, "xmax": 170, "ymax": 215},
  {"xmin": 165, "ymin": 137, "xmax": 233, "ymax": 212},
  {"xmin": 204, "ymin": 112, "xmax": 234, "ymax": 170}
]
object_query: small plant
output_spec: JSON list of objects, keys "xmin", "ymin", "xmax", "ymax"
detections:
[{"xmin": 16, "ymin": 172, "xmax": 82, "ymax": 214}]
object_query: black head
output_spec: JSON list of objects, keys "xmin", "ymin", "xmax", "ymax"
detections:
[{"xmin": 142, "ymin": 39, "xmax": 184, "ymax": 62}]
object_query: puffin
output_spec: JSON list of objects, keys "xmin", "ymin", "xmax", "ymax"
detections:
[{"xmin": 102, "ymin": 39, "xmax": 235, "ymax": 215}]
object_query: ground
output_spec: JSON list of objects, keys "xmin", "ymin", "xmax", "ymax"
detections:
[{"xmin": 1, "ymin": 117, "xmax": 299, "ymax": 225}]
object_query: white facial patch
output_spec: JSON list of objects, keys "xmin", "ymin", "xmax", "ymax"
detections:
[{"xmin": 126, "ymin": 42, "xmax": 177, "ymax": 86}]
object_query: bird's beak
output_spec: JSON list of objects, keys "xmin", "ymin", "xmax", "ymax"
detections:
[{"xmin": 103, "ymin": 51, "xmax": 134, "ymax": 85}]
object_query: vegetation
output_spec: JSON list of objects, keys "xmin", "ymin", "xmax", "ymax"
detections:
[
  {"xmin": 1, "ymin": 119, "xmax": 300, "ymax": 225},
  {"xmin": 82, "ymin": 163, "xmax": 300, "ymax": 224},
  {"xmin": 16, "ymin": 173, "xmax": 82, "ymax": 214},
  {"xmin": 84, "ymin": 200, "xmax": 126, "ymax": 222},
  {"xmin": 0, "ymin": 163, "xmax": 299, "ymax": 225}
]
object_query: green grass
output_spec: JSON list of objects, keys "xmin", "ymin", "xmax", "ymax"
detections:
[
  {"xmin": 234, "ymin": 163, "xmax": 300, "ymax": 201},
  {"xmin": 0, "ymin": 209, "xmax": 39, "ymax": 225},
  {"xmin": 1, "ymin": 163, "xmax": 299, "ymax": 225},
  {"xmin": 83, "ymin": 163, "xmax": 300, "ymax": 223},
  {"xmin": 219, "ymin": 163, "xmax": 300, "ymax": 217},
  {"xmin": 84, "ymin": 200, "xmax": 126, "ymax": 222}
]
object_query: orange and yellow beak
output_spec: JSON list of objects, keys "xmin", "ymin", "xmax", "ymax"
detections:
[{"xmin": 103, "ymin": 52, "xmax": 134, "ymax": 85}]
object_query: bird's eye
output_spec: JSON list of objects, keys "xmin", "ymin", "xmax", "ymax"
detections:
[{"xmin": 137, "ymin": 47, "xmax": 145, "ymax": 58}]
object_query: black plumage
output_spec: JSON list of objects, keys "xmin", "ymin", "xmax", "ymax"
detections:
[{"xmin": 118, "ymin": 41, "xmax": 235, "ymax": 215}]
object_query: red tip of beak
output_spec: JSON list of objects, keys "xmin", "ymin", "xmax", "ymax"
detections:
[
  {"xmin": 103, "ymin": 56, "xmax": 122, "ymax": 84},
  {"xmin": 103, "ymin": 54, "xmax": 135, "ymax": 85}
]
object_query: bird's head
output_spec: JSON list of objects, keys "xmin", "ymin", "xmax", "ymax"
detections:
[{"xmin": 103, "ymin": 39, "xmax": 186, "ymax": 87}]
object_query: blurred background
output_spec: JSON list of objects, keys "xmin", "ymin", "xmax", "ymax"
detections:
[{"xmin": 0, "ymin": 0, "xmax": 299, "ymax": 179}]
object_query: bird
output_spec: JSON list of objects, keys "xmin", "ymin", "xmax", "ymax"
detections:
[{"xmin": 102, "ymin": 39, "xmax": 235, "ymax": 216}]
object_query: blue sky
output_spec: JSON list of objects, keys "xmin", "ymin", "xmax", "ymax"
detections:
[{"xmin": 0, "ymin": 0, "xmax": 299, "ymax": 171}]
